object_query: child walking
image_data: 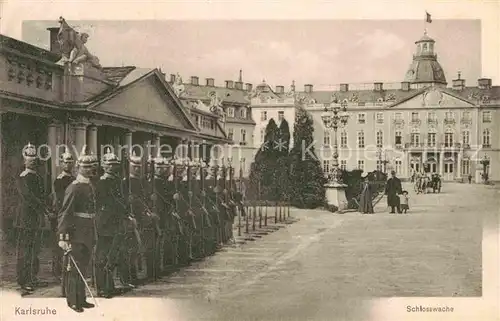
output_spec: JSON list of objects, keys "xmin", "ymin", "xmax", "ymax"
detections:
[{"xmin": 400, "ymin": 190, "xmax": 410, "ymax": 213}]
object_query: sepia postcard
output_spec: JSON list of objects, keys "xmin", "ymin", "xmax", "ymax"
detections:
[{"xmin": 0, "ymin": 1, "xmax": 499, "ymax": 320}]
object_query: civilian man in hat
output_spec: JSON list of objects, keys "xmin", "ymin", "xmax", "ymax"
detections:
[
  {"xmin": 57, "ymin": 146, "xmax": 98, "ymax": 312},
  {"xmin": 52, "ymin": 147, "xmax": 75, "ymax": 295},
  {"xmin": 384, "ymin": 170, "xmax": 402, "ymax": 214},
  {"xmin": 16, "ymin": 143, "xmax": 49, "ymax": 293},
  {"xmin": 94, "ymin": 148, "xmax": 131, "ymax": 298}
]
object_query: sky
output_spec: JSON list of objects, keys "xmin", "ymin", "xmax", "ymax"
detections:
[{"xmin": 21, "ymin": 19, "xmax": 481, "ymax": 90}]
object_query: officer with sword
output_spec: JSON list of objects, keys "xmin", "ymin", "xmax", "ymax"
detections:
[
  {"xmin": 52, "ymin": 147, "xmax": 76, "ymax": 297},
  {"xmin": 57, "ymin": 145, "xmax": 98, "ymax": 312}
]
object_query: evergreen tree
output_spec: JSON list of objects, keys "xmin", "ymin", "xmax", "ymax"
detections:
[
  {"xmin": 249, "ymin": 119, "xmax": 279, "ymax": 201},
  {"xmin": 289, "ymin": 108, "xmax": 326, "ymax": 208},
  {"xmin": 275, "ymin": 119, "xmax": 291, "ymax": 201}
]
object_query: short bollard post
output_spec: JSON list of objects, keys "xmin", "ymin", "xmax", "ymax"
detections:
[
  {"xmin": 264, "ymin": 201, "xmax": 268, "ymax": 226},
  {"xmin": 259, "ymin": 203, "xmax": 263, "ymax": 228},
  {"xmin": 274, "ymin": 202, "xmax": 278, "ymax": 224},
  {"xmin": 238, "ymin": 204, "xmax": 242, "ymax": 237},
  {"xmin": 252, "ymin": 205, "xmax": 256, "ymax": 231},
  {"xmin": 245, "ymin": 205, "xmax": 249, "ymax": 234}
]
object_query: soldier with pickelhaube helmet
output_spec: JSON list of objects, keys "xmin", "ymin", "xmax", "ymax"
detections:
[
  {"xmin": 52, "ymin": 146, "xmax": 75, "ymax": 295},
  {"xmin": 189, "ymin": 158, "xmax": 204, "ymax": 260},
  {"xmin": 217, "ymin": 160, "xmax": 230, "ymax": 244},
  {"xmin": 118, "ymin": 151, "xmax": 144, "ymax": 288},
  {"xmin": 225, "ymin": 158, "xmax": 237, "ymax": 243},
  {"xmin": 162, "ymin": 156, "xmax": 181, "ymax": 274},
  {"xmin": 57, "ymin": 145, "xmax": 98, "ymax": 312},
  {"xmin": 206, "ymin": 159, "xmax": 222, "ymax": 249},
  {"xmin": 16, "ymin": 142, "xmax": 50, "ymax": 293},
  {"xmin": 94, "ymin": 147, "xmax": 129, "ymax": 298},
  {"xmin": 176, "ymin": 157, "xmax": 192, "ymax": 266},
  {"xmin": 198, "ymin": 158, "xmax": 216, "ymax": 256},
  {"xmin": 149, "ymin": 154, "xmax": 171, "ymax": 275}
]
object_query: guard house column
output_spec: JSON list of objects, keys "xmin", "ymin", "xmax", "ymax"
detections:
[
  {"xmin": 72, "ymin": 119, "xmax": 89, "ymax": 157},
  {"xmin": 47, "ymin": 121, "xmax": 60, "ymax": 193},
  {"xmin": 87, "ymin": 125, "xmax": 98, "ymax": 155},
  {"xmin": 0, "ymin": 112, "xmax": 4, "ymax": 222}
]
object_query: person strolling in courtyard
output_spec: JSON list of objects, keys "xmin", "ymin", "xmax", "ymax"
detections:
[
  {"xmin": 358, "ymin": 172, "xmax": 374, "ymax": 214},
  {"xmin": 385, "ymin": 170, "xmax": 402, "ymax": 214}
]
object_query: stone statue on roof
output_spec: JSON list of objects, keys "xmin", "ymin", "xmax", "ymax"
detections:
[
  {"xmin": 57, "ymin": 17, "xmax": 101, "ymax": 69},
  {"xmin": 330, "ymin": 93, "xmax": 338, "ymax": 103},
  {"xmin": 172, "ymin": 73, "xmax": 185, "ymax": 97},
  {"xmin": 208, "ymin": 91, "xmax": 225, "ymax": 119}
]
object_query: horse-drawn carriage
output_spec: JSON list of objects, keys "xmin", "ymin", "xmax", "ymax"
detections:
[
  {"xmin": 414, "ymin": 173, "xmax": 442, "ymax": 193},
  {"xmin": 429, "ymin": 174, "xmax": 442, "ymax": 193}
]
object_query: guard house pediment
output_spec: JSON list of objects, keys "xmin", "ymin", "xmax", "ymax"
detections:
[
  {"xmin": 389, "ymin": 87, "xmax": 477, "ymax": 109},
  {"xmin": 88, "ymin": 69, "xmax": 197, "ymax": 131}
]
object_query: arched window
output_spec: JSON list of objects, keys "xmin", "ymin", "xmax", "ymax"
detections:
[{"xmin": 483, "ymin": 129, "xmax": 491, "ymax": 147}]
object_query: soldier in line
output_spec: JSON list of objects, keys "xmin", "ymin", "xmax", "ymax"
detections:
[
  {"xmin": 189, "ymin": 160, "xmax": 204, "ymax": 260},
  {"xmin": 94, "ymin": 149, "xmax": 131, "ymax": 298},
  {"xmin": 52, "ymin": 148, "xmax": 75, "ymax": 296},
  {"xmin": 144, "ymin": 155, "xmax": 162, "ymax": 281},
  {"xmin": 57, "ymin": 146, "xmax": 98, "ymax": 312},
  {"xmin": 206, "ymin": 161, "xmax": 221, "ymax": 254},
  {"xmin": 217, "ymin": 165, "xmax": 229, "ymax": 244},
  {"xmin": 199, "ymin": 160, "xmax": 216, "ymax": 257},
  {"xmin": 177, "ymin": 160, "xmax": 194, "ymax": 266},
  {"xmin": 224, "ymin": 164, "xmax": 237, "ymax": 243},
  {"xmin": 162, "ymin": 159, "xmax": 181, "ymax": 275},
  {"xmin": 118, "ymin": 152, "xmax": 143, "ymax": 287},
  {"xmin": 16, "ymin": 143, "xmax": 49, "ymax": 293}
]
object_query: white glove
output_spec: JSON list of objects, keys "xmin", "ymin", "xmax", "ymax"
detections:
[{"xmin": 58, "ymin": 241, "xmax": 71, "ymax": 252}]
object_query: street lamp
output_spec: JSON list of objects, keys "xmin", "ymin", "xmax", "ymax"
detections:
[
  {"xmin": 376, "ymin": 147, "xmax": 389, "ymax": 173},
  {"xmin": 321, "ymin": 101, "xmax": 349, "ymax": 183},
  {"xmin": 480, "ymin": 154, "xmax": 490, "ymax": 183}
]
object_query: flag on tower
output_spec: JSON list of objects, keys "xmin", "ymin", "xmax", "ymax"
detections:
[{"xmin": 426, "ymin": 11, "xmax": 432, "ymax": 23}]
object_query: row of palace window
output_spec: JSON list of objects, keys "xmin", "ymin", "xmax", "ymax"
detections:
[
  {"xmin": 322, "ymin": 159, "xmax": 476, "ymax": 176},
  {"xmin": 360, "ymin": 110, "xmax": 492, "ymax": 124},
  {"xmin": 227, "ymin": 128, "xmax": 248, "ymax": 145},
  {"xmin": 322, "ymin": 159, "xmax": 403, "ymax": 174},
  {"xmin": 260, "ymin": 110, "xmax": 285, "ymax": 122},
  {"xmin": 226, "ymin": 107, "xmax": 248, "ymax": 119},
  {"xmin": 323, "ymin": 129, "xmax": 493, "ymax": 148}
]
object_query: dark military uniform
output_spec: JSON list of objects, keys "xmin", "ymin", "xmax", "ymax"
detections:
[
  {"xmin": 95, "ymin": 169, "xmax": 128, "ymax": 297},
  {"xmin": 53, "ymin": 171, "xmax": 75, "ymax": 279},
  {"xmin": 217, "ymin": 169, "xmax": 230, "ymax": 243},
  {"xmin": 199, "ymin": 164, "xmax": 216, "ymax": 256},
  {"xmin": 118, "ymin": 175, "xmax": 144, "ymax": 285},
  {"xmin": 58, "ymin": 173, "xmax": 97, "ymax": 311},
  {"xmin": 16, "ymin": 166, "xmax": 46, "ymax": 290},
  {"xmin": 206, "ymin": 168, "xmax": 222, "ymax": 249},
  {"xmin": 165, "ymin": 171, "xmax": 183, "ymax": 272},
  {"xmin": 177, "ymin": 167, "xmax": 193, "ymax": 265},
  {"xmin": 190, "ymin": 165, "xmax": 204, "ymax": 259}
]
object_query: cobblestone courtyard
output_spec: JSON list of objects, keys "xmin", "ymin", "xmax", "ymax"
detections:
[{"xmin": 1, "ymin": 182, "xmax": 496, "ymax": 321}]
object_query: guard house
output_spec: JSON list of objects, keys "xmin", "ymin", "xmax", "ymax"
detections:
[{"xmin": 0, "ymin": 19, "xmax": 229, "ymax": 231}]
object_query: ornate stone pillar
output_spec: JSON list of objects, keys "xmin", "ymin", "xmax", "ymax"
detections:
[
  {"xmin": 439, "ymin": 151, "xmax": 445, "ymax": 176},
  {"xmin": 153, "ymin": 135, "xmax": 161, "ymax": 157},
  {"xmin": 124, "ymin": 131, "xmax": 133, "ymax": 154},
  {"xmin": 87, "ymin": 125, "xmax": 98, "ymax": 155},
  {"xmin": 48, "ymin": 121, "xmax": 60, "ymax": 193}
]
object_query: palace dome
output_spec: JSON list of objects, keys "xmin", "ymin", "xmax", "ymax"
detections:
[{"xmin": 404, "ymin": 32, "xmax": 447, "ymax": 86}]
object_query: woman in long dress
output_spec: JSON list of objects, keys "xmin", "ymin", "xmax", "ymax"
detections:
[{"xmin": 358, "ymin": 172, "xmax": 374, "ymax": 214}]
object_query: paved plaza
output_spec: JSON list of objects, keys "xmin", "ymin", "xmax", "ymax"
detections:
[{"xmin": 1, "ymin": 182, "xmax": 497, "ymax": 321}]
